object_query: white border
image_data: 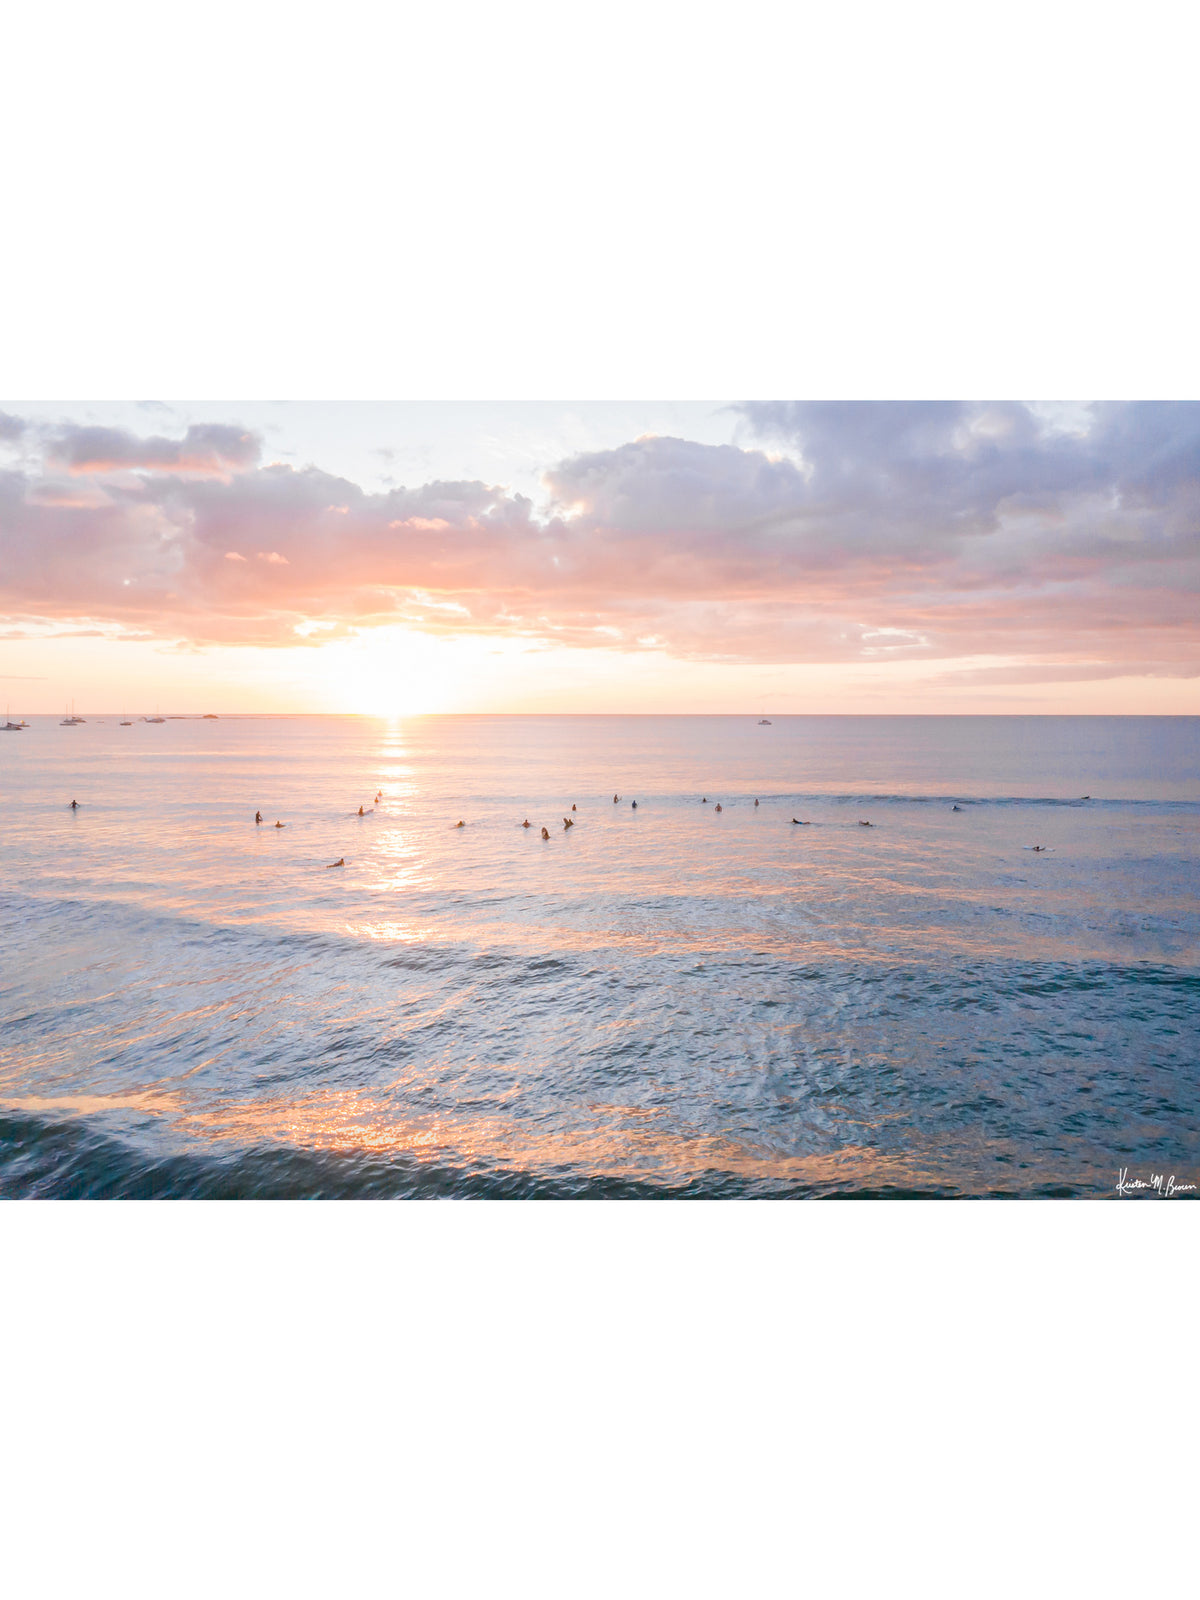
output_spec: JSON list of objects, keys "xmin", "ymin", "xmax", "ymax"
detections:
[
  {"xmin": 3, "ymin": 2, "xmax": 1197, "ymax": 399},
  {"xmin": 2, "ymin": 1201, "xmax": 1194, "ymax": 1597}
]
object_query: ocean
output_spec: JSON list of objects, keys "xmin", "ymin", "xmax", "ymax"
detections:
[{"xmin": 1, "ymin": 714, "xmax": 1197, "ymax": 1198}]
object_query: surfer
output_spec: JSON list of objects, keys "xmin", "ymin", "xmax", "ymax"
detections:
[
  {"xmin": 952, "ymin": 805, "xmax": 962, "ymax": 812},
  {"xmin": 791, "ymin": 818, "xmax": 810, "ymax": 825},
  {"xmin": 714, "ymin": 803, "xmax": 722, "ymax": 812},
  {"xmin": 70, "ymin": 799, "xmax": 79, "ymax": 809},
  {"xmin": 454, "ymin": 820, "xmax": 465, "ymax": 828},
  {"xmin": 326, "ymin": 858, "xmax": 344, "ymax": 868},
  {"xmin": 358, "ymin": 805, "xmax": 364, "ymax": 816},
  {"xmin": 541, "ymin": 827, "xmax": 550, "ymax": 839},
  {"xmin": 859, "ymin": 820, "xmax": 873, "ymax": 827},
  {"xmin": 631, "ymin": 800, "xmax": 637, "ymax": 809},
  {"xmin": 275, "ymin": 821, "xmax": 286, "ymax": 828},
  {"xmin": 754, "ymin": 799, "xmax": 759, "ymax": 807},
  {"xmin": 522, "ymin": 818, "xmax": 532, "ymax": 828},
  {"xmin": 255, "ymin": 811, "xmax": 263, "ymax": 823}
]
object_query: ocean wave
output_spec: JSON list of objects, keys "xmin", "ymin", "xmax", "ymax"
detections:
[
  {"xmin": 0, "ymin": 1109, "xmax": 1112, "ymax": 1200},
  {"xmin": 799, "ymin": 794, "xmax": 1199, "ymax": 809}
]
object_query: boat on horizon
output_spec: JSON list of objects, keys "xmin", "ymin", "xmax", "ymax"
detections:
[{"xmin": 758, "ymin": 718, "xmax": 772, "ymax": 725}]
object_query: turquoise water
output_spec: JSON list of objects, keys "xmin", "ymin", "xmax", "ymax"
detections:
[{"xmin": 2, "ymin": 715, "xmax": 1197, "ymax": 1197}]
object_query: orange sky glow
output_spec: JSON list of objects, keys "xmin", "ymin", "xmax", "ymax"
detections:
[{"xmin": 2, "ymin": 401, "xmax": 1197, "ymax": 716}]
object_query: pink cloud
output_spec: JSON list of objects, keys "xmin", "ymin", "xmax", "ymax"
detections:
[
  {"xmin": 0, "ymin": 405, "xmax": 1197, "ymax": 682},
  {"xmin": 46, "ymin": 422, "xmax": 260, "ymax": 477}
]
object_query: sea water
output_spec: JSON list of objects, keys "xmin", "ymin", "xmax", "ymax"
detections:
[{"xmin": 2, "ymin": 715, "xmax": 1197, "ymax": 1197}]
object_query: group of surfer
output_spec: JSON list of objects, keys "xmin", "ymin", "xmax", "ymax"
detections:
[
  {"xmin": 63, "ymin": 788, "xmax": 1076, "ymax": 860},
  {"xmin": 253, "ymin": 789, "xmax": 384, "ymax": 846},
  {"xmin": 521, "ymin": 813, "xmax": 577, "ymax": 838},
  {"xmin": 499, "ymin": 793, "xmax": 1071, "ymax": 854}
]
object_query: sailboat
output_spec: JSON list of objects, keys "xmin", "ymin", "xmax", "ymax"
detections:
[
  {"xmin": 60, "ymin": 699, "xmax": 85, "ymax": 725},
  {"xmin": 3, "ymin": 705, "xmax": 22, "ymax": 732}
]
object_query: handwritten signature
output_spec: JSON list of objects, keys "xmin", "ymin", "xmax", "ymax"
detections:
[{"xmin": 1116, "ymin": 1167, "xmax": 1197, "ymax": 1198}]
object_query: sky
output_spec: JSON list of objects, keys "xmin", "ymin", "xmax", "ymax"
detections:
[{"xmin": 1, "ymin": 400, "xmax": 1198, "ymax": 716}]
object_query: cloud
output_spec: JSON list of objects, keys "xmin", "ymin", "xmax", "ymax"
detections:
[
  {"xmin": 28, "ymin": 480, "xmax": 113, "ymax": 508},
  {"xmin": 931, "ymin": 661, "xmax": 1200, "ymax": 687},
  {"xmin": 0, "ymin": 411, "xmax": 27, "ymax": 443},
  {"xmin": 0, "ymin": 406, "xmax": 1197, "ymax": 681},
  {"xmin": 46, "ymin": 422, "xmax": 261, "ymax": 476}
]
